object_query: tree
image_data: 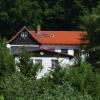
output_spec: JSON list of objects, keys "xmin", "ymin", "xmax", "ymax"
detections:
[
  {"xmin": 0, "ymin": 38, "xmax": 15, "ymax": 77},
  {"xmin": 17, "ymin": 48, "xmax": 42, "ymax": 78},
  {"xmin": 80, "ymin": 3, "xmax": 100, "ymax": 67},
  {"xmin": 81, "ymin": 0, "xmax": 99, "ymax": 12},
  {"xmin": 17, "ymin": 49, "xmax": 33, "ymax": 77},
  {"xmin": 0, "ymin": 65, "xmax": 94, "ymax": 100},
  {"xmin": 40, "ymin": 0, "xmax": 85, "ymax": 30},
  {"xmin": 0, "ymin": 0, "xmax": 99, "ymax": 38},
  {"xmin": 0, "ymin": 0, "xmax": 42, "ymax": 38}
]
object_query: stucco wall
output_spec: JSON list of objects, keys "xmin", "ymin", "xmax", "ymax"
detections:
[
  {"xmin": 31, "ymin": 57, "xmax": 70, "ymax": 79},
  {"xmin": 15, "ymin": 57, "xmax": 72, "ymax": 79}
]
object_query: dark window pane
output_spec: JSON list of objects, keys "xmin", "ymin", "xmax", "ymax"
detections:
[
  {"xmin": 52, "ymin": 60, "xmax": 59, "ymax": 67},
  {"xmin": 61, "ymin": 49, "xmax": 68, "ymax": 54}
]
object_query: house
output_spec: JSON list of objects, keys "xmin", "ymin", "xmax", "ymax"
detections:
[{"xmin": 7, "ymin": 26, "xmax": 87, "ymax": 78}]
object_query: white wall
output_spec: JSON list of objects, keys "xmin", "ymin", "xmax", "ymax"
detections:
[
  {"xmin": 15, "ymin": 56, "xmax": 72, "ymax": 79},
  {"xmin": 55, "ymin": 49, "xmax": 61, "ymax": 53},
  {"xmin": 68, "ymin": 50, "xmax": 74, "ymax": 56},
  {"xmin": 31, "ymin": 57, "xmax": 71, "ymax": 79}
]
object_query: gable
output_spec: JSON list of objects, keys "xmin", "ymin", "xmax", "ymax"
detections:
[{"xmin": 8, "ymin": 27, "xmax": 40, "ymax": 45}]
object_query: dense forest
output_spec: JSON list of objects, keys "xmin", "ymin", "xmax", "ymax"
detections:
[{"xmin": 0, "ymin": 0, "xmax": 99, "ymax": 38}]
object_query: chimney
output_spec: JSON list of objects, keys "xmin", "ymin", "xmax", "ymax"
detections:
[{"xmin": 37, "ymin": 25, "xmax": 41, "ymax": 35}]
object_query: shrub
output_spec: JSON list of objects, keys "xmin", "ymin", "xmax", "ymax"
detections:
[
  {"xmin": 1, "ymin": 72, "xmax": 93, "ymax": 100},
  {"xmin": 0, "ymin": 38, "xmax": 15, "ymax": 78}
]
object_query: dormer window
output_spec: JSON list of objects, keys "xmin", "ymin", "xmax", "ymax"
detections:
[{"xmin": 21, "ymin": 32, "xmax": 28, "ymax": 39}]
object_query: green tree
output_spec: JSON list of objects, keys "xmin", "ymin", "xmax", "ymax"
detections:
[
  {"xmin": 69, "ymin": 61, "xmax": 98, "ymax": 97},
  {"xmin": 80, "ymin": 3, "xmax": 100, "ymax": 67},
  {"xmin": 0, "ymin": 0, "xmax": 42, "ymax": 38},
  {"xmin": 1, "ymin": 70, "xmax": 93, "ymax": 100},
  {"xmin": 17, "ymin": 48, "xmax": 42, "ymax": 78},
  {"xmin": 0, "ymin": 0, "xmax": 99, "ymax": 38},
  {"xmin": 40, "ymin": 0, "xmax": 85, "ymax": 30},
  {"xmin": 17, "ymin": 49, "xmax": 33, "ymax": 77},
  {"xmin": 0, "ymin": 38, "xmax": 15, "ymax": 97},
  {"xmin": 0, "ymin": 38, "xmax": 15, "ymax": 77}
]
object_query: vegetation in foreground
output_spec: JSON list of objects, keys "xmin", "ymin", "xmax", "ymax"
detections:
[{"xmin": 0, "ymin": 39, "xmax": 100, "ymax": 100}]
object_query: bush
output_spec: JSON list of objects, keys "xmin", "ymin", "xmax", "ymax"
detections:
[
  {"xmin": 17, "ymin": 49, "xmax": 42, "ymax": 78},
  {"xmin": 0, "ymin": 72, "xmax": 93, "ymax": 100},
  {"xmin": 0, "ymin": 38, "xmax": 15, "ymax": 78},
  {"xmin": 0, "ymin": 95, "xmax": 4, "ymax": 100},
  {"xmin": 67, "ymin": 60, "xmax": 100, "ymax": 99}
]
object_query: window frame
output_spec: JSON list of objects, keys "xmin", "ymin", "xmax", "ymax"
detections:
[
  {"xmin": 51, "ymin": 59, "xmax": 59, "ymax": 68},
  {"xmin": 61, "ymin": 49, "xmax": 68, "ymax": 54},
  {"xmin": 35, "ymin": 59, "xmax": 42, "ymax": 65}
]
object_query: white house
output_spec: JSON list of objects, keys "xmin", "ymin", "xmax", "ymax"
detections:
[{"xmin": 7, "ymin": 26, "xmax": 87, "ymax": 77}]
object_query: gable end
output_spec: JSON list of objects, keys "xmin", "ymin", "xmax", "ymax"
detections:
[{"xmin": 8, "ymin": 26, "xmax": 40, "ymax": 45}]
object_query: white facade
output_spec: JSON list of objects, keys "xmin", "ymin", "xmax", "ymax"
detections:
[
  {"xmin": 33, "ymin": 57, "xmax": 71, "ymax": 79},
  {"xmin": 15, "ymin": 56, "xmax": 73, "ymax": 79},
  {"xmin": 68, "ymin": 50, "xmax": 74, "ymax": 56}
]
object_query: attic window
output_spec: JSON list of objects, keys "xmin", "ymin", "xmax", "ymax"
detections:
[
  {"xmin": 49, "ymin": 34, "xmax": 54, "ymax": 38},
  {"xmin": 21, "ymin": 32, "xmax": 28, "ymax": 39}
]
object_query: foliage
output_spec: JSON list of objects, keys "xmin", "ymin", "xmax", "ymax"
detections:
[
  {"xmin": 0, "ymin": 0, "xmax": 42, "ymax": 38},
  {"xmin": 0, "ymin": 45, "xmax": 99, "ymax": 100},
  {"xmin": 47, "ymin": 62, "xmax": 69, "ymax": 85},
  {"xmin": 17, "ymin": 49, "xmax": 33, "ymax": 77},
  {"xmin": 0, "ymin": 52, "xmax": 100, "ymax": 100},
  {"xmin": 47, "ymin": 58, "xmax": 100, "ymax": 99},
  {"xmin": 17, "ymin": 48, "xmax": 42, "ymax": 78},
  {"xmin": 0, "ymin": 38, "xmax": 15, "ymax": 78},
  {"xmin": 0, "ymin": 95, "xmax": 4, "ymax": 100},
  {"xmin": 73, "ymin": 57, "xmax": 100, "ymax": 99},
  {"xmin": 0, "ymin": 72, "xmax": 93, "ymax": 100},
  {"xmin": 80, "ymin": 4, "xmax": 100, "ymax": 67},
  {"xmin": 69, "ymin": 61, "xmax": 97, "ymax": 96},
  {"xmin": 0, "ymin": 0, "xmax": 99, "ymax": 38}
]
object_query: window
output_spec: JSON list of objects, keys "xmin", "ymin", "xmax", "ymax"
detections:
[
  {"xmin": 35, "ymin": 59, "xmax": 42, "ymax": 65},
  {"xmin": 61, "ymin": 49, "xmax": 68, "ymax": 54},
  {"xmin": 21, "ymin": 31, "xmax": 28, "ymax": 39},
  {"xmin": 52, "ymin": 60, "xmax": 59, "ymax": 68}
]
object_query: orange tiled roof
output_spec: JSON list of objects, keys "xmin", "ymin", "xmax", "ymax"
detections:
[{"xmin": 30, "ymin": 31, "xmax": 87, "ymax": 45}]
